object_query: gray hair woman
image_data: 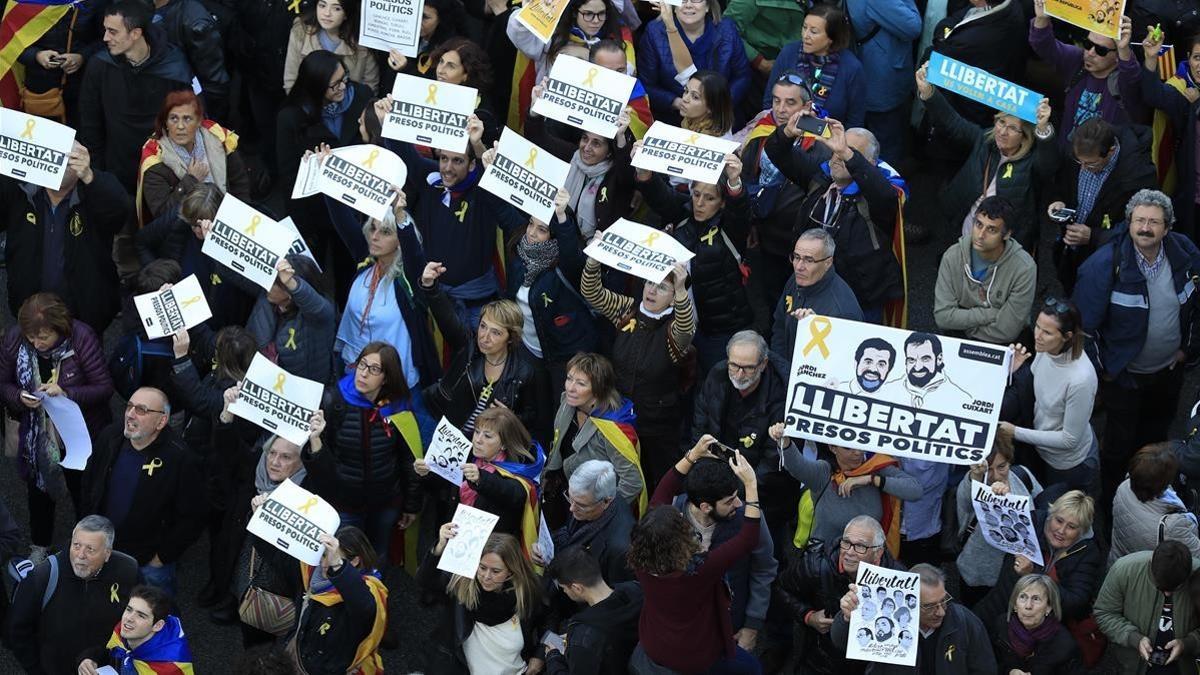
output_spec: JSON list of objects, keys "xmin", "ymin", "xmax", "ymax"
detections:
[{"xmin": 992, "ymin": 574, "xmax": 1077, "ymax": 672}]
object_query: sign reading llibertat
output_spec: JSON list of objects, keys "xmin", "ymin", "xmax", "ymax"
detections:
[
  {"xmin": 583, "ymin": 217, "xmax": 694, "ymax": 284},
  {"xmin": 783, "ymin": 317, "xmax": 1010, "ymax": 465},
  {"xmin": 532, "ymin": 54, "xmax": 636, "ymax": 138},
  {"xmin": 847, "ymin": 564, "xmax": 920, "ymax": 667},
  {"xmin": 201, "ymin": 194, "xmax": 294, "ymax": 291},
  {"xmin": 229, "ymin": 354, "xmax": 323, "ymax": 446},
  {"xmin": 631, "ymin": 121, "xmax": 739, "ymax": 184},
  {"xmin": 0, "ymin": 108, "xmax": 75, "ymax": 190},
  {"xmin": 133, "ymin": 274, "xmax": 212, "ymax": 339},
  {"xmin": 971, "ymin": 480, "xmax": 1042, "ymax": 561},
  {"xmin": 383, "ymin": 73, "xmax": 476, "ymax": 154},
  {"xmin": 479, "ymin": 127, "xmax": 569, "ymax": 223},
  {"xmin": 247, "ymin": 479, "xmax": 339, "ymax": 566},
  {"xmin": 314, "ymin": 144, "xmax": 405, "ymax": 221}
]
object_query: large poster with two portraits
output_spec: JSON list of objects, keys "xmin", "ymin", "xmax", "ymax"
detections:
[{"xmin": 783, "ymin": 316, "xmax": 1010, "ymax": 465}]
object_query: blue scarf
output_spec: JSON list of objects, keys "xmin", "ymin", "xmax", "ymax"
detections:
[
  {"xmin": 816, "ymin": 157, "xmax": 908, "ymax": 197},
  {"xmin": 1177, "ymin": 61, "xmax": 1198, "ymax": 88},
  {"xmin": 337, "ymin": 373, "xmax": 411, "ymax": 418},
  {"xmin": 426, "ymin": 167, "xmax": 482, "ymax": 207},
  {"xmin": 482, "ymin": 442, "xmax": 547, "ymax": 484},
  {"xmin": 321, "ymin": 84, "xmax": 356, "ymax": 137}
]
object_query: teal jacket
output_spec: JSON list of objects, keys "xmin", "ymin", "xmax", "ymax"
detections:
[{"xmin": 724, "ymin": 0, "xmax": 809, "ymax": 67}]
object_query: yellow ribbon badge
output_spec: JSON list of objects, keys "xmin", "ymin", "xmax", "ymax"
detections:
[
  {"xmin": 142, "ymin": 457, "xmax": 163, "ymax": 476},
  {"xmin": 210, "ymin": 273, "xmax": 222, "ymax": 285},
  {"xmin": 700, "ymin": 226, "xmax": 718, "ymax": 246},
  {"xmin": 273, "ymin": 373, "xmax": 287, "ymax": 394},
  {"xmin": 297, "ymin": 497, "xmax": 318, "ymax": 515},
  {"xmin": 244, "ymin": 215, "xmax": 260, "ymax": 236},
  {"xmin": 19, "ymin": 118, "xmax": 35, "ymax": 140},
  {"xmin": 363, "ymin": 149, "xmax": 380, "ymax": 170},
  {"xmin": 542, "ymin": 293, "xmax": 552, "ymax": 307},
  {"xmin": 685, "ymin": 133, "xmax": 699, "ymax": 145},
  {"xmin": 582, "ymin": 67, "xmax": 598, "ymax": 88},
  {"xmin": 640, "ymin": 232, "xmax": 660, "ymax": 247},
  {"xmin": 319, "ymin": 621, "xmax": 331, "ymax": 636},
  {"xmin": 945, "ymin": 645, "xmax": 955, "ymax": 662},
  {"xmin": 285, "ymin": 327, "xmax": 298, "ymax": 350},
  {"xmin": 455, "ymin": 201, "xmax": 468, "ymax": 222},
  {"xmin": 425, "ymin": 83, "xmax": 438, "ymax": 105},
  {"xmin": 599, "ymin": 187, "xmax": 608, "ymax": 203},
  {"xmin": 1002, "ymin": 164, "xmax": 1013, "ymax": 179},
  {"xmin": 785, "ymin": 296, "xmax": 794, "ymax": 313},
  {"xmin": 180, "ymin": 296, "xmax": 201, "ymax": 309},
  {"xmin": 110, "ymin": 583, "xmax": 120, "ymax": 603},
  {"xmin": 801, "ymin": 316, "xmax": 832, "ymax": 359},
  {"xmin": 740, "ymin": 434, "xmax": 755, "ymax": 448},
  {"xmin": 287, "ymin": 0, "xmax": 301, "ymax": 13},
  {"xmin": 25, "ymin": 212, "xmax": 35, "ymax": 224},
  {"xmin": 524, "ymin": 148, "xmax": 538, "ymax": 169},
  {"xmin": 621, "ymin": 318, "xmax": 637, "ymax": 332}
]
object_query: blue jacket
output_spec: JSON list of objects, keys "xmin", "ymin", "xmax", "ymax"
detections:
[
  {"xmin": 638, "ymin": 17, "xmax": 752, "ymax": 122},
  {"xmin": 765, "ymin": 46, "xmax": 866, "ymax": 128},
  {"xmin": 1073, "ymin": 231, "xmax": 1200, "ymax": 382},
  {"xmin": 504, "ymin": 212, "xmax": 597, "ymax": 362},
  {"xmin": 844, "ymin": 0, "xmax": 921, "ymax": 113}
]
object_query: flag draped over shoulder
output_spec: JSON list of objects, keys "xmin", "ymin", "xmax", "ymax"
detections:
[
  {"xmin": 135, "ymin": 121, "xmax": 239, "ymax": 226},
  {"xmin": 794, "ymin": 453, "xmax": 903, "ymax": 557},
  {"xmin": 105, "ymin": 616, "xmax": 195, "ymax": 675},
  {"xmin": 1150, "ymin": 59, "xmax": 1193, "ymax": 196},
  {"xmin": 493, "ymin": 443, "xmax": 546, "ymax": 560},
  {"xmin": 590, "ymin": 399, "xmax": 647, "ymax": 516},
  {"xmin": 877, "ymin": 160, "xmax": 909, "ymax": 329},
  {"xmin": 0, "ymin": 0, "xmax": 75, "ymax": 108},
  {"xmin": 299, "ymin": 564, "xmax": 388, "ymax": 675}
]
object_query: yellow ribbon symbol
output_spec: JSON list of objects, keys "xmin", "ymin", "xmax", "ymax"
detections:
[
  {"xmin": 180, "ymin": 296, "xmax": 201, "ymax": 308},
  {"xmin": 142, "ymin": 458, "xmax": 163, "ymax": 476},
  {"xmin": 945, "ymin": 645, "xmax": 955, "ymax": 662},
  {"xmin": 244, "ymin": 215, "xmax": 260, "ymax": 236},
  {"xmin": 1002, "ymin": 164, "xmax": 1013, "ymax": 179},
  {"xmin": 363, "ymin": 149, "xmax": 380, "ymax": 170},
  {"xmin": 19, "ymin": 118, "xmax": 35, "ymax": 139},
  {"xmin": 210, "ymin": 273, "xmax": 222, "ymax": 285},
  {"xmin": 273, "ymin": 373, "xmax": 286, "ymax": 394},
  {"xmin": 700, "ymin": 226, "xmax": 718, "ymax": 246},
  {"xmin": 425, "ymin": 84, "xmax": 438, "ymax": 105},
  {"xmin": 801, "ymin": 317, "xmax": 832, "ymax": 359},
  {"xmin": 785, "ymin": 296, "xmax": 794, "ymax": 313},
  {"xmin": 542, "ymin": 293, "xmax": 552, "ymax": 307},
  {"xmin": 25, "ymin": 212, "xmax": 35, "ymax": 224},
  {"xmin": 599, "ymin": 187, "xmax": 608, "ymax": 203},
  {"xmin": 621, "ymin": 318, "xmax": 637, "ymax": 332},
  {"xmin": 640, "ymin": 232, "xmax": 660, "ymax": 247},
  {"xmin": 285, "ymin": 327, "xmax": 298, "ymax": 350},
  {"xmin": 740, "ymin": 434, "xmax": 754, "ymax": 448},
  {"xmin": 297, "ymin": 497, "xmax": 318, "ymax": 514},
  {"xmin": 582, "ymin": 67, "xmax": 598, "ymax": 88},
  {"xmin": 685, "ymin": 133, "xmax": 699, "ymax": 145},
  {"xmin": 524, "ymin": 148, "xmax": 538, "ymax": 168},
  {"xmin": 287, "ymin": 0, "xmax": 301, "ymax": 13},
  {"xmin": 110, "ymin": 584, "xmax": 119, "ymax": 603},
  {"xmin": 319, "ymin": 622, "xmax": 331, "ymax": 636},
  {"xmin": 455, "ymin": 201, "xmax": 468, "ymax": 222}
]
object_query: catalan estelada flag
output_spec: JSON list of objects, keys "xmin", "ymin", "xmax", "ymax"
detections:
[
  {"xmin": 0, "ymin": 0, "xmax": 75, "ymax": 109},
  {"xmin": 300, "ymin": 564, "xmax": 388, "ymax": 675},
  {"xmin": 627, "ymin": 79, "xmax": 653, "ymax": 139},
  {"xmin": 877, "ymin": 160, "xmax": 909, "ymax": 329},
  {"xmin": 105, "ymin": 615, "xmax": 195, "ymax": 675},
  {"xmin": 135, "ymin": 121, "xmax": 239, "ymax": 226},
  {"xmin": 1150, "ymin": 57, "xmax": 1193, "ymax": 197},
  {"xmin": 493, "ymin": 443, "xmax": 546, "ymax": 561},
  {"xmin": 590, "ymin": 399, "xmax": 648, "ymax": 516}
]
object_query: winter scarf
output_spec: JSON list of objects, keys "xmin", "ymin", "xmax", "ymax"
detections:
[
  {"xmin": 16, "ymin": 338, "xmax": 72, "ymax": 492},
  {"xmin": 565, "ymin": 153, "xmax": 612, "ymax": 237},
  {"xmin": 794, "ymin": 51, "xmax": 840, "ymax": 116},
  {"xmin": 254, "ymin": 436, "xmax": 309, "ymax": 494},
  {"xmin": 1007, "ymin": 613, "xmax": 1062, "ymax": 659},
  {"xmin": 321, "ymin": 84, "xmax": 356, "ymax": 137},
  {"xmin": 517, "ymin": 236, "xmax": 560, "ymax": 286}
]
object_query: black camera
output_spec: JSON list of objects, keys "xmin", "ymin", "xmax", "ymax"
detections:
[{"xmin": 708, "ymin": 442, "xmax": 736, "ymax": 461}]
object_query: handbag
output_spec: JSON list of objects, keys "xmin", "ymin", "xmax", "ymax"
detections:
[
  {"xmin": 238, "ymin": 548, "xmax": 296, "ymax": 636},
  {"xmin": 19, "ymin": 7, "xmax": 77, "ymax": 122},
  {"xmin": 1064, "ymin": 614, "xmax": 1107, "ymax": 668}
]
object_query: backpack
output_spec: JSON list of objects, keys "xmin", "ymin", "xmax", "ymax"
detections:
[
  {"xmin": 7, "ymin": 554, "xmax": 59, "ymax": 609},
  {"xmin": 107, "ymin": 333, "xmax": 175, "ymax": 400}
]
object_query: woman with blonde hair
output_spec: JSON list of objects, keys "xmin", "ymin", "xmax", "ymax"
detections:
[
  {"xmin": 419, "ymin": 529, "xmax": 545, "ymax": 674},
  {"xmin": 990, "ymin": 574, "xmax": 1079, "ymax": 673}
]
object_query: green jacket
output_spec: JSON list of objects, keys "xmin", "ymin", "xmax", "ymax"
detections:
[
  {"xmin": 724, "ymin": 0, "xmax": 808, "ymax": 64},
  {"xmin": 932, "ymin": 234, "xmax": 1036, "ymax": 344},
  {"xmin": 1094, "ymin": 550, "xmax": 1200, "ymax": 675}
]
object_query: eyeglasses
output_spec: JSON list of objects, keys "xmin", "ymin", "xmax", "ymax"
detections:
[
  {"xmin": 577, "ymin": 9, "xmax": 606, "ymax": 21},
  {"xmin": 727, "ymin": 361, "xmax": 762, "ymax": 374},
  {"xmin": 920, "ymin": 593, "xmax": 953, "ymax": 612},
  {"xmin": 1081, "ymin": 39, "xmax": 1113, "ymax": 57},
  {"xmin": 563, "ymin": 490, "xmax": 602, "ymax": 510},
  {"xmin": 839, "ymin": 538, "xmax": 883, "ymax": 555},
  {"xmin": 125, "ymin": 402, "xmax": 165, "ymax": 416},
  {"xmin": 789, "ymin": 252, "xmax": 832, "ymax": 266},
  {"xmin": 679, "ymin": 0, "xmax": 708, "ymax": 5},
  {"xmin": 355, "ymin": 360, "xmax": 384, "ymax": 376},
  {"xmin": 327, "ymin": 74, "xmax": 350, "ymax": 91}
]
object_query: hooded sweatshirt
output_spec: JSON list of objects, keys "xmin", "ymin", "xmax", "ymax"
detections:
[
  {"xmin": 933, "ymin": 234, "xmax": 1036, "ymax": 344},
  {"xmin": 545, "ymin": 581, "xmax": 644, "ymax": 675}
]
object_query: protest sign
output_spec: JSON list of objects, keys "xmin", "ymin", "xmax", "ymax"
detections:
[
  {"xmin": 782, "ymin": 317, "xmax": 1010, "ymax": 466},
  {"xmin": 201, "ymin": 195, "xmax": 294, "ymax": 291},
  {"xmin": 42, "ymin": 394, "xmax": 91, "ymax": 470},
  {"xmin": 246, "ymin": 479, "xmax": 339, "ymax": 566},
  {"xmin": 277, "ymin": 217, "xmax": 322, "ymax": 271},
  {"xmin": 583, "ymin": 218, "xmax": 694, "ymax": 283},
  {"xmin": 438, "ymin": 504, "xmax": 501, "ymax": 578},
  {"xmin": 532, "ymin": 54, "xmax": 636, "ymax": 138},
  {"xmin": 479, "ymin": 127, "xmax": 569, "ymax": 223},
  {"xmin": 229, "ymin": 354, "xmax": 323, "ymax": 446},
  {"xmin": 383, "ymin": 74, "xmax": 476, "ymax": 154},
  {"xmin": 315, "ymin": 144, "xmax": 404, "ymax": 221},
  {"xmin": 970, "ymin": 480, "xmax": 1042, "ymax": 561},
  {"xmin": 0, "ymin": 108, "xmax": 75, "ymax": 190},
  {"xmin": 292, "ymin": 152, "xmax": 322, "ymax": 199},
  {"xmin": 359, "ymin": 0, "xmax": 424, "ymax": 57},
  {"xmin": 847, "ymin": 563, "xmax": 920, "ymax": 667},
  {"xmin": 535, "ymin": 513, "xmax": 555, "ymax": 562},
  {"xmin": 632, "ymin": 121, "xmax": 739, "ymax": 184},
  {"xmin": 926, "ymin": 52, "xmax": 1042, "ymax": 124},
  {"xmin": 425, "ymin": 417, "xmax": 473, "ymax": 486},
  {"xmin": 133, "ymin": 274, "xmax": 212, "ymax": 340},
  {"xmin": 1045, "ymin": 0, "xmax": 1125, "ymax": 39},
  {"xmin": 516, "ymin": 0, "xmax": 569, "ymax": 44}
]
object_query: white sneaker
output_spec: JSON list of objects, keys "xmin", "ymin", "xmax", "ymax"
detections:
[{"xmin": 28, "ymin": 545, "xmax": 47, "ymax": 566}]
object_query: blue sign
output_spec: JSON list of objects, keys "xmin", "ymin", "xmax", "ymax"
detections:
[{"xmin": 926, "ymin": 53, "xmax": 1042, "ymax": 124}]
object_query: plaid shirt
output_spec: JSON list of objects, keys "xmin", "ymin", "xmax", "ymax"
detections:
[
  {"xmin": 1075, "ymin": 140, "xmax": 1120, "ymax": 225},
  {"xmin": 1136, "ymin": 243, "xmax": 1167, "ymax": 281}
]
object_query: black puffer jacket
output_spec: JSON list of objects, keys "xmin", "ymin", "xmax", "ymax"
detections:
[
  {"xmin": 319, "ymin": 384, "xmax": 424, "ymax": 515},
  {"xmin": 638, "ymin": 174, "xmax": 755, "ymax": 335},
  {"xmin": 691, "ymin": 356, "xmax": 789, "ymax": 469},
  {"xmin": 153, "ymin": 0, "xmax": 230, "ymax": 122},
  {"xmin": 988, "ymin": 612, "xmax": 1081, "ymax": 675}
]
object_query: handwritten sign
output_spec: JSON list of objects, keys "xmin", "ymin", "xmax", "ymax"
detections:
[
  {"xmin": 584, "ymin": 217, "xmax": 694, "ymax": 283},
  {"xmin": 479, "ymin": 127, "xmax": 569, "ymax": 224},
  {"xmin": 359, "ymin": 0, "xmax": 424, "ymax": 57},
  {"xmin": 383, "ymin": 73, "xmax": 477, "ymax": 154},
  {"xmin": 632, "ymin": 121, "xmax": 739, "ymax": 184},
  {"xmin": 315, "ymin": 144, "xmax": 405, "ymax": 221},
  {"xmin": 246, "ymin": 479, "xmax": 340, "ymax": 566},
  {"xmin": 437, "ymin": 503, "xmax": 501, "ymax": 578},
  {"xmin": 970, "ymin": 480, "xmax": 1042, "ymax": 561},
  {"xmin": 229, "ymin": 354, "xmax": 323, "ymax": 446},
  {"xmin": 1044, "ymin": 0, "xmax": 1125, "ymax": 40},
  {"xmin": 201, "ymin": 195, "xmax": 294, "ymax": 291},
  {"xmin": 926, "ymin": 52, "xmax": 1042, "ymax": 124},
  {"xmin": 515, "ymin": 0, "xmax": 570, "ymax": 44},
  {"xmin": 291, "ymin": 152, "xmax": 322, "ymax": 199},
  {"xmin": 425, "ymin": 417, "xmax": 473, "ymax": 485},
  {"xmin": 0, "ymin": 108, "xmax": 75, "ymax": 190},
  {"xmin": 532, "ymin": 54, "xmax": 636, "ymax": 138},
  {"xmin": 847, "ymin": 563, "xmax": 920, "ymax": 667},
  {"xmin": 133, "ymin": 274, "xmax": 212, "ymax": 339},
  {"xmin": 535, "ymin": 513, "xmax": 555, "ymax": 562}
]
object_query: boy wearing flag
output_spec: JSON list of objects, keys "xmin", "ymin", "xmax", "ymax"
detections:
[{"xmin": 78, "ymin": 584, "xmax": 194, "ymax": 675}]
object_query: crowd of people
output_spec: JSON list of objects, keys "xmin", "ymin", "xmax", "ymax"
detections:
[{"xmin": 1, "ymin": 0, "xmax": 1200, "ymax": 672}]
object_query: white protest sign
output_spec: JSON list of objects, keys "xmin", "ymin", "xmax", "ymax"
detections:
[
  {"xmin": 532, "ymin": 54, "xmax": 636, "ymax": 138},
  {"xmin": 970, "ymin": 480, "xmax": 1042, "ymax": 561},
  {"xmin": 201, "ymin": 195, "xmax": 294, "ymax": 291},
  {"xmin": 632, "ymin": 121, "xmax": 738, "ymax": 185},
  {"xmin": 277, "ymin": 217, "xmax": 322, "ymax": 272},
  {"xmin": 425, "ymin": 417, "xmax": 473, "ymax": 485},
  {"xmin": 535, "ymin": 512, "xmax": 555, "ymax": 562},
  {"xmin": 0, "ymin": 108, "xmax": 75, "ymax": 190},
  {"xmin": 782, "ymin": 317, "xmax": 1010, "ymax": 465},
  {"xmin": 437, "ymin": 503, "xmax": 501, "ymax": 578},
  {"xmin": 41, "ymin": 394, "xmax": 92, "ymax": 470},
  {"xmin": 583, "ymin": 217, "xmax": 694, "ymax": 283},
  {"xmin": 359, "ymin": 0, "xmax": 424, "ymax": 57},
  {"xmin": 315, "ymin": 144, "xmax": 404, "ymax": 221},
  {"xmin": 383, "ymin": 74, "xmax": 476, "ymax": 154},
  {"xmin": 133, "ymin": 274, "xmax": 212, "ymax": 340},
  {"xmin": 246, "ymin": 479, "xmax": 340, "ymax": 566},
  {"xmin": 229, "ymin": 354, "xmax": 323, "ymax": 446},
  {"xmin": 480, "ymin": 127, "xmax": 569, "ymax": 224},
  {"xmin": 292, "ymin": 152, "xmax": 322, "ymax": 199},
  {"xmin": 847, "ymin": 563, "xmax": 920, "ymax": 667}
]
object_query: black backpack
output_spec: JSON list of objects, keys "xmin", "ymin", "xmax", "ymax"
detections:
[{"xmin": 107, "ymin": 334, "xmax": 175, "ymax": 400}]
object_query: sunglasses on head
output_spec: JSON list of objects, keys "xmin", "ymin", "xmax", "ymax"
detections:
[
  {"xmin": 1043, "ymin": 296, "xmax": 1071, "ymax": 314},
  {"xmin": 776, "ymin": 72, "xmax": 813, "ymax": 98},
  {"xmin": 1081, "ymin": 39, "xmax": 1113, "ymax": 57}
]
